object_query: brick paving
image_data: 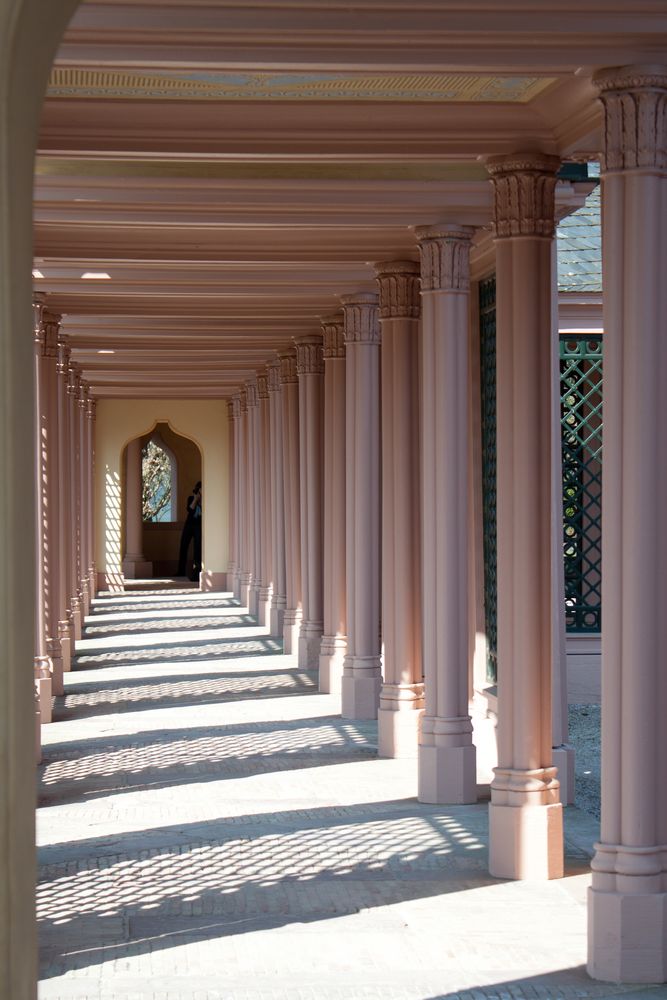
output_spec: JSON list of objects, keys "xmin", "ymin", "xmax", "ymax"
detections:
[{"xmin": 37, "ymin": 589, "xmax": 666, "ymax": 1000}]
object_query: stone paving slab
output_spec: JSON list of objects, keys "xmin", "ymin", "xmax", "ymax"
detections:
[{"xmin": 36, "ymin": 591, "xmax": 663, "ymax": 1000}]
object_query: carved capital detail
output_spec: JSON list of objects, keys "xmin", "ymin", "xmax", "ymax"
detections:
[
  {"xmin": 374, "ymin": 260, "xmax": 421, "ymax": 317},
  {"xmin": 56, "ymin": 337, "xmax": 71, "ymax": 376},
  {"xmin": 257, "ymin": 372, "xmax": 269, "ymax": 399},
  {"xmin": 78, "ymin": 381, "xmax": 89, "ymax": 409},
  {"xmin": 33, "ymin": 299, "xmax": 61, "ymax": 357},
  {"xmin": 239, "ymin": 388, "xmax": 248, "ymax": 414},
  {"xmin": 278, "ymin": 350, "xmax": 298, "ymax": 384},
  {"xmin": 594, "ymin": 66, "xmax": 667, "ymax": 173},
  {"xmin": 415, "ymin": 227, "xmax": 474, "ymax": 291},
  {"xmin": 295, "ymin": 335, "xmax": 324, "ymax": 375},
  {"xmin": 321, "ymin": 314, "xmax": 345, "ymax": 358},
  {"xmin": 341, "ymin": 293, "xmax": 380, "ymax": 345},
  {"xmin": 245, "ymin": 379, "xmax": 259, "ymax": 408},
  {"xmin": 67, "ymin": 363, "xmax": 80, "ymax": 397},
  {"xmin": 486, "ymin": 153, "xmax": 560, "ymax": 239},
  {"xmin": 86, "ymin": 398, "xmax": 96, "ymax": 421},
  {"xmin": 266, "ymin": 359, "xmax": 281, "ymax": 392},
  {"xmin": 231, "ymin": 393, "xmax": 242, "ymax": 420}
]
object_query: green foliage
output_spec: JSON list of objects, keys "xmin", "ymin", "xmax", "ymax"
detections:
[{"xmin": 142, "ymin": 440, "xmax": 172, "ymax": 522}]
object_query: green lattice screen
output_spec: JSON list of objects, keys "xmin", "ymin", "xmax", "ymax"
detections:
[
  {"xmin": 560, "ymin": 335, "xmax": 603, "ymax": 632},
  {"xmin": 479, "ymin": 276, "xmax": 497, "ymax": 682}
]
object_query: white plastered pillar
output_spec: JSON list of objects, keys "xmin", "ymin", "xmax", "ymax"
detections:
[
  {"xmin": 295, "ymin": 335, "xmax": 325, "ymax": 670},
  {"xmin": 588, "ymin": 65, "xmax": 667, "ymax": 984},
  {"xmin": 279, "ymin": 350, "xmax": 303, "ymax": 654},
  {"xmin": 257, "ymin": 371, "xmax": 273, "ymax": 626},
  {"xmin": 486, "ymin": 153, "xmax": 563, "ymax": 879},
  {"xmin": 341, "ymin": 293, "xmax": 382, "ymax": 720},
  {"xmin": 374, "ymin": 262, "xmax": 423, "ymax": 758},
  {"xmin": 414, "ymin": 230, "xmax": 476, "ymax": 799},
  {"xmin": 267, "ymin": 360, "xmax": 287, "ymax": 637},
  {"xmin": 319, "ymin": 315, "xmax": 347, "ymax": 695}
]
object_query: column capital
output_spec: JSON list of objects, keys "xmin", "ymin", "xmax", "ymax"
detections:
[
  {"xmin": 257, "ymin": 371, "xmax": 269, "ymax": 399},
  {"xmin": 594, "ymin": 64, "xmax": 667, "ymax": 173},
  {"xmin": 231, "ymin": 392, "xmax": 242, "ymax": 420},
  {"xmin": 321, "ymin": 314, "xmax": 345, "ymax": 358},
  {"xmin": 245, "ymin": 378, "xmax": 259, "ymax": 408},
  {"xmin": 67, "ymin": 362, "xmax": 80, "ymax": 396},
  {"xmin": 415, "ymin": 227, "xmax": 474, "ymax": 293},
  {"xmin": 295, "ymin": 334, "xmax": 324, "ymax": 375},
  {"xmin": 278, "ymin": 350, "xmax": 298, "ymax": 384},
  {"xmin": 56, "ymin": 335, "xmax": 71, "ymax": 376},
  {"xmin": 266, "ymin": 358, "xmax": 282, "ymax": 392},
  {"xmin": 227, "ymin": 399, "xmax": 235, "ymax": 422},
  {"xmin": 78, "ymin": 379, "xmax": 89, "ymax": 408},
  {"xmin": 86, "ymin": 397, "xmax": 96, "ymax": 421},
  {"xmin": 239, "ymin": 387, "xmax": 248, "ymax": 413},
  {"xmin": 486, "ymin": 153, "xmax": 560, "ymax": 240},
  {"xmin": 374, "ymin": 260, "xmax": 421, "ymax": 317},
  {"xmin": 33, "ymin": 298, "xmax": 61, "ymax": 357},
  {"xmin": 341, "ymin": 292, "xmax": 380, "ymax": 345}
]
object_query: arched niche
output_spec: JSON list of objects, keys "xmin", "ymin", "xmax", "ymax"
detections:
[{"xmin": 95, "ymin": 400, "xmax": 229, "ymax": 592}]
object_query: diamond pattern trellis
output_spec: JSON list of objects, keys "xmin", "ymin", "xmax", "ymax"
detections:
[
  {"xmin": 479, "ymin": 276, "xmax": 497, "ymax": 681},
  {"xmin": 559, "ymin": 335, "xmax": 603, "ymax": 633}
]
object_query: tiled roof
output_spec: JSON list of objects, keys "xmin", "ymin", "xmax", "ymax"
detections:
[{"xmin": 557, "ymin": 170, "xmax": 601, "ymax": 293}]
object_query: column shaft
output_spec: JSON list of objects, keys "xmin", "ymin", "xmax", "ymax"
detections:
[
  {"xmin": 279, "ymin": 351, "xmax": 302, "ymax": 653},
  {"xmin": 33, "ymin": 300, "xmax": 54, "ymax": 722},
  {"xmin": 588, "ymin": 66, "xmax": 667, "ymax": 984},
  {"xmin": 246, "ymin": 379, "xmax": 261, "ymax": 618},
  {"xmin": 257, "ymin": 373, "xmax": 273, "ymax": 626},
  {"xmin": 341, "ymin": 293, "xmax": 382, "ymax": 719},
  {"xmin": 56, "ymin": 338, "xmax": 73, "ymax": 665},
  {"xmin": 375, "ymin": 263, "xmax": 423, "ymax": 757},
  {"xmin": 86, "ymin": 399, "xmax": 96, "ymax": 599},
  {"xmin": 295, "ymin": 335, "xmax": 325, "ymax": 669},
  {"xmin": 267, "ymin": 361, "xmax": 287, "ymax": 637},
  {"xmin": 227, "ymin": 400, "xmax": 237, "ymax": 588},
  {"xmin": 487, "ymin": 153, "xmax": 563, "ymax": 879},
  {"xmin": 78, "ymin": 382, "xmax": 90, "ymax": 615},
  {"xmin": 122, "ymin": 438, "xmax": 150, "ymax": 579},
  {"xmin": 238, "ymin": 390, "xmax": 252, "ymax": 606},
  {"xmin": 67, "ymin": 364, "xmax": 82, "ymax": 639},
  {"xmin": 319, "ymin": 316, "xmax": 347, "ymax": 694}
]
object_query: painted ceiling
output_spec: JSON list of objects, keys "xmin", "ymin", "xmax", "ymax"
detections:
[{"xmin": 47, "ymin": 69, "xmax": 557, "ymax": 103}]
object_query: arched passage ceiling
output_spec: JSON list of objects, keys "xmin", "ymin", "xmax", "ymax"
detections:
[{"xmin": 33, "ymin": 0, "xmax": 667, "ymax": 399}]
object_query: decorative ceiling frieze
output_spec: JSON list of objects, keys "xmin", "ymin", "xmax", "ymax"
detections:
[{"xmin": 47, "ymin": 68, "xmax": 557, "ymax": 103}]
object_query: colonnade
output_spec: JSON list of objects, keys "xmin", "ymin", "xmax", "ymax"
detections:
[
  {"xmin": 227, "ymin": 150, "xmax": 564, "ymax": 887},
  {"xmin": 32, "ymin": 301, "xmax": 95, "ymax": 757}
]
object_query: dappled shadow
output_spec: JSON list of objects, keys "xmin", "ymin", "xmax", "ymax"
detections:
[
  {"xmin": 38, "ymin": 799, "xmax": 495, "ymax": 981},
  {"xmin": 73, "ymin": 633, "xmax": 283, "ymax": 671},
  {"xmin": 83, "ymin": 613, "xmax": 257, "ymax": 638},
  {"xmin": 90, "ymin": 595, "xmax": 241, "ymax": 616},
  {"xmin": 38, "ymin": 714, "xmax": 371, "ymax": 804}
]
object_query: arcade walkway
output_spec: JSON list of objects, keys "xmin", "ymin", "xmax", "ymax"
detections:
[{"xmin": 37, "ymin": 589, "xmax": 632, "ymax": 1000}]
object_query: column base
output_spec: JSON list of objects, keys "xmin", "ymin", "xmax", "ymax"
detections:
[
  {"xmin": 121, "ymin": 558, "xmax": 153, "ymax": 579},
  {"xmin": 71, "ymin": 600, "xmax": 83, "ymax": 643},
  {"xmin": 552, "ymin": 743, "xmax": 576, "ymax": 806},
  {"xmin": 588, "ymin": 871, "xmax": 667, "ymax": 982},
  {"xmin": 47, "ymin": 640, "xmax": 64, "ymax": 697},
  {"xmin": 378, "ymin": 683, "xmax": 424, "ymax": 758},
  {"xmin": 233, "ymin": 570, "xmax": 242, "ymax": 601},
  {"xmin": 249, "ymin": 582, "xmax": 261, "ymax": 619},
  {"xmin": 418, "ymin": 743, "xmax": 476, "ymax": 802},
  {"xmin": 270, "ymin": 597, "xmax": 286, "ymax": 638},
  {"xmin": 239, "ymin": 574, "xmax": 252, "ymax": 609},
  {"xmin": 319, "ymin": 635, "xmax": 346, "ymax": 695},
  {"xmin": 200, "ymin": 570, "xmax": 227, "ymax": 592},
  {"xmin": 283, "ymin": 608, "xmax": 303, "ymax": 655},
  {"xmin": 341, "ymin": 657, "xmax": 381, "ymax": 719},
  {"xmin": 258, "ymin": 585, "xmax": 273, "ymax": 628},
  {"xmin": 81, "ymin": 577, "xmax": 90, "ymax": 617},
  {"xmin": 298, "ymin": 622, "xmax": 323, "ymax": 670},
  {"xmin": 88, "ymin": 563, "xmax": 97, "ymax": 599},
  {"xmin": 489, "ymin": 766, "xmax": 563, "ymax": 879},
  {"xmin": 36, "ymin": 674, "xmax": 52, "ymax": 725},
  {"xmin": 59, "ymin": 631, "xmax": 71, "ymax": 674}
]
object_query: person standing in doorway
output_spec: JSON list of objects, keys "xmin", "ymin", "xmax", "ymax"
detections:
[{"xmin": 177, "ymin": 481, "xmax": 202, "ymax": 580}]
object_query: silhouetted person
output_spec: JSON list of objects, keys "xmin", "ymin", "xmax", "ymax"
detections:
[{"xmin": 177, "ymin": 481, "xmax": 202, "ymax": 580}]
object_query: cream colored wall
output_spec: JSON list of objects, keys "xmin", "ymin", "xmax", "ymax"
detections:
[{"xmin": 95, "ymin": 399, "xmax": 229, "ymax": 586}]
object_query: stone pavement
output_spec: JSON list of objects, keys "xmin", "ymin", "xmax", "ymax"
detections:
[{"xmin": 37, "ymin": 589, "xmax": 667, "ymax": 1000}]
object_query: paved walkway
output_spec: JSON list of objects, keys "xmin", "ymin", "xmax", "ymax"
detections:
[{"xmin": 37, "ymin": 589, "xmax": 664, "ymax": 1000}]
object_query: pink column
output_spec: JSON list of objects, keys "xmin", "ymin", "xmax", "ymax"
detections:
[
  {"xmin": 374, "ymin": 262, "xmax": 423, "ymax": 758},
  {"xmin": 238, "ymin": 389, "xmax": 252, "ymax": 606},
  {"xmin": 227, "ymin": 399, "xmax": 237, "ymax": 589},
  {"xmin": 246, "ymin": 378, "xmax": 261, "ymax": 618},
  {"xmin": 78, "ymin": 381, "xmax": 90, "ymax": 615},
  {"xmin": 86, "ymin": 398, "xmax": 96, "ymax": 598},
  {"xmin": 56, "ymin": 337, "xmax": 73, "ymax": 665},
  {"xmin": 279, "ymin": 350, "xmax": 302, "ymax": 654},
  {"xmin": 588, "ymin": 66, "xmax": 667, "ymax": 984},
  {"xmin": 33, "ymin": 298, "xmax": 54, "ymax": 722},
  {"xmin": 415, "ymin": 230, "xmax": 477, "ymax": 800},
  {"xmin": 487, "ymin": 153, "xmax": 563, "ymax": 879},
  {"xmin": 267, "ymin": 359, "xmax": 287, "ymax": 637},
  {"xmin": 341, "ymin": 293, "xmax": 382, "ymax": 719},
  {"xmin": 231, "ymin": 394, "xmax": 243, "ymax": 600},
  {"xmin": 257, "ymin": 371, "xmax": 273, "ymax": 626},
  {"xmin": 295, "ymin": 335, "xmax": 325, "ymax": 670},
  {"xmin": 67, "ymin": 363, "xmax": 83, "ymax": 639},
  {"xmin": 122, "ymin": 438, "xmax": 151, "ymax": 579},
  {"xmin": 319, "ymin": 315, "xmax": 347, "ymax": 695}
]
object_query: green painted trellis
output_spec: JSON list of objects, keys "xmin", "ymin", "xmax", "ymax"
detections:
[
  {"xmin": 559, "ymin": 334, "xmax": 603, "ymax": 633},
  {"xmin": 479, "ymin": 276, "xmax": 498, "ymax": 682}
]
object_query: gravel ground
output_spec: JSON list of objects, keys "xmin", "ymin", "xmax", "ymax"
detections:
[{"xmin": 569, "ymin": 703, "xmax": 601, "ymax": 819}]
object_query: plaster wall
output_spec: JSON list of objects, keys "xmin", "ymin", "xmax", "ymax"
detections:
[{"xmin": 95, "ymin": 399, "xmax": 229, "ymax": 588}]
